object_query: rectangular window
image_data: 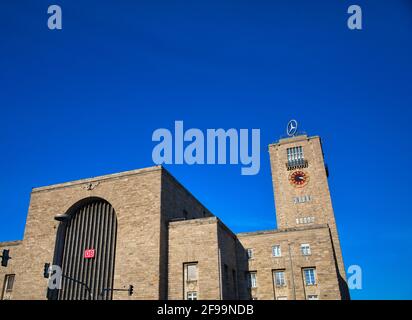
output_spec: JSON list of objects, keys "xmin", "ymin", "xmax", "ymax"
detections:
[
  {"xmin": 287, "ymin": 146, "xmax": 304, "ymax": 162},
  {"xmin": 286, "ymin": 146, "xmax": 307, "ymax": 169},
  {"xmin": 187, "ymin": 291, "xmax": 197, "ymax": 300},
  {"xmin": 249, "ymin": 272, "xmax": 257, "ymax": 288},
  {"xmin": 296, "ymin": 216, "xmax": 315, "ymax": 225},
  {"xmin": 4, "ymin": 274, "xmax": 15, "ymax": 292},
  {"xmin": 185, "ymin": 263, "xmax": 198, "ymax": 282},
  {"xmin": 277, "ymin": 296, "xmax": 288, "ymax": 300},
  {"xmin": 303, "ymin": 268, "xmax": 317, "ymax": 286},
  {"xmin": 293, "ymin": 195, "xmax": 312, "ymax": 204},
  {"xmin": 272, "ymin": 245, "xmax": 281, "ymax": 257},
  {"xmin": 2, "ymin": 274, "xmax": 15, "ymax": 299},
  {"xmin": 300, "ymin": 244, "xmax": 311, "ymax": 256},
  {"xmin": 307, "ymin": 295, "xmax": 319, "ymax": 300},
  {"xmin": 247, "ymin": 249, "xmax": 254, "ymax": 259},
  {"xmin": 274, "ymin": 270, "xmax": 286, "ymax": 287}
]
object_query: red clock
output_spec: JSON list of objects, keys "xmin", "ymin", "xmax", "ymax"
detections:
[{"xmin": 289, "ymin": 171, "xmax": 309, "ymax": 187}]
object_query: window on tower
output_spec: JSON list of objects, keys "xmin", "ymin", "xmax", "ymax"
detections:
[
  {"xmin": 286, "ymin": 146, "xmax": 308, "ymax": 170},
  {"xmin": 185, "ymin": 263, "xmax": 198, "ymax": 282},
  {"xmin": 303, "ymin": 268, "xmax": 317, "ymax": 286},
  {"xmin": 4, "ymin": 274, "xmax": 15, "ymax": 293},
  {"xmin": 300, "ymin": 244, "xmax": 311, "ymax": 256},
  {"xmin": 247, "ymin": 249, "xmax": 254, "ymax": 259},
  {"xmin": 272, "ymin": 245, "xmax": 281, "ymax": 257},
  {"xmin": 273, "ymin": 270, "xmax": 286, "ymax": 287},
  {"xmin": 293, "ymin": 195, "xmax": 312, "ymax": 204},
  {"xmin": 248, "ymin": 272, "xmax": 257, "ymax": 288},
  {"xmin": 187, "ymin": 291, "xmax": 197, "ymax": 300}
]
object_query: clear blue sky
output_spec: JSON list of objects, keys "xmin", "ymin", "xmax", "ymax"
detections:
[{"xmin": 1, "ymin": 0, "xmax": 411, "ymax": 299}]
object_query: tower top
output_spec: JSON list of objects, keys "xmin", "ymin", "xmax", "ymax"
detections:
[{"xmin": 270, "ymin": 134, "xmax": 322, "ymax": 148}]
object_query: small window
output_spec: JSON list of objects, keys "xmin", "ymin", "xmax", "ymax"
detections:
[
  {"xmin": 274, "ymin": 270, "xmax": 286, "ymax": 287},
  {"xmin": 186, "ymin": 263, "xmax": 198, "ymax": 282},
  {"xmin": 247, "ymin": 249, "xmax": 254, "ymax": 259},
  {"xmin": 249, "ymin": 272, "xmax": 257, "ymax": 288},
  {"xmin": 187, "ymin": 291, "xmax": 197, "ymax": 300},
  {"xmin": 272, "ymin": 245, "xmax": 281, "ymax": 257},
  {"xmin": 293, "ymin": 195, "xmax": 312, "ymax": 204},
  {"xmin": 296, "ymin": 217, "xmax": 315, "ymax": 225},
  {"xmin": 277, "ymin": 296, "xmax": 288, "ymax": 300},
  {"xmin": 300, "ymin": 244, "xmax": 311, "ymax": 256},
  {"xmin": 303, "ymin": 268, "xmax": 316, "ymax": 286},
  {"xmin": 307, "ymin": 294, "xmax": 319, "ymax": 300},
  {"xmin": 4, "ymin": 274, "xmax": 15, "ymax": 293}
]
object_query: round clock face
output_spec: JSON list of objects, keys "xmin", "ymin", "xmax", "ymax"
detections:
[{"xmin": 289, "ymin": 170, "xmax": 309, "ymax": 187}]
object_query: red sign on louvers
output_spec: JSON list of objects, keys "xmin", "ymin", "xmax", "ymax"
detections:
[{"xmin": 84, "ymin": 249, "xmax": 95, "ymax": 259}]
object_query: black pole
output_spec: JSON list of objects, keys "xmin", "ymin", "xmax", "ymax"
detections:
[
  {"xmin": 58, "ymin": 274, "xmax": 93, "ymax": 300},
  {"xmin": 98, "ymin": 285, "xmax": 134, "ymax": 299}
]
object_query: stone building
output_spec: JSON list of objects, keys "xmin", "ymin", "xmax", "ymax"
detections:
[{"xmin": 0, "ymin": 134, "xmax": 349, "ymax": 300}]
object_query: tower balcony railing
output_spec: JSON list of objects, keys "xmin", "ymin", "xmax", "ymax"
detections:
[{"xmin": 286, "ymin": 159, "xmax": 308, "ymax": 171}]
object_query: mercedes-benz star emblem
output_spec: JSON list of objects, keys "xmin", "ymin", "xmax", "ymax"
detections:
[{"xmin": 287, "ymin": 120, "xmax": 298, "ymax": 137}]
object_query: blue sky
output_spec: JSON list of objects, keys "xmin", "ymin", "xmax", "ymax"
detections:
[{"xmin": 1, "ymin": 0, "xmax": 411, "ymax": 299}]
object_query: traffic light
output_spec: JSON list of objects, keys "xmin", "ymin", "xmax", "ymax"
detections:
[
  {"xmin": 43, "ymin": 263, "xmax": 50, "ymax": 278},
  {"xmin": 128, "ymin": 285, "xmax": 134, "ymax": 296},
  {"xmin": 1, "ymin": 249, "xmax": 10, "ymax": 267}
]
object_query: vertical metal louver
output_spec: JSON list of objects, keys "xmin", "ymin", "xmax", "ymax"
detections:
[{"xmin": 51, "ymin": 198, "xmax": 117, "ymax": 300}]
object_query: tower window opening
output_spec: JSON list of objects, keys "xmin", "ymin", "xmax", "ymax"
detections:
[{"xmin": 286, "ymin": 146, "xmax": 308, "ymax": 170}]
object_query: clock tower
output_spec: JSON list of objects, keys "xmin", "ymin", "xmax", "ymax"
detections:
[{"xmin": 268, "ymin": 133, "xmax": 347, "ymax": 288}]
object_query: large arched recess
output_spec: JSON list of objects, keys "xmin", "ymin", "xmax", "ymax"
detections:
[{"xmin": 48, "ymin": 197, "xmax": 118, "ymax": 300}]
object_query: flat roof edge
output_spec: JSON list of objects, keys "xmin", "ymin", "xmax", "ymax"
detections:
[
  {"xmin": 32, "ymin": 165, "xmax": 162, "ymax": 193},
  {"xmin": 269, "ymin": 135, "xmax": 320, "ymax": 147},
  {"xmin": 236, "ymin": 224, "xmax": 329, "ymax": 237},
  {"xmin": 0, "ymin": 240, "xmax": 23, "ymax": 247}
]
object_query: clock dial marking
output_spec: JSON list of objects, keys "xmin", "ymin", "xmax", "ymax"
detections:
[{"xmin": 289, "ymin": 170, "xmax": 309, "ymax": 188}]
